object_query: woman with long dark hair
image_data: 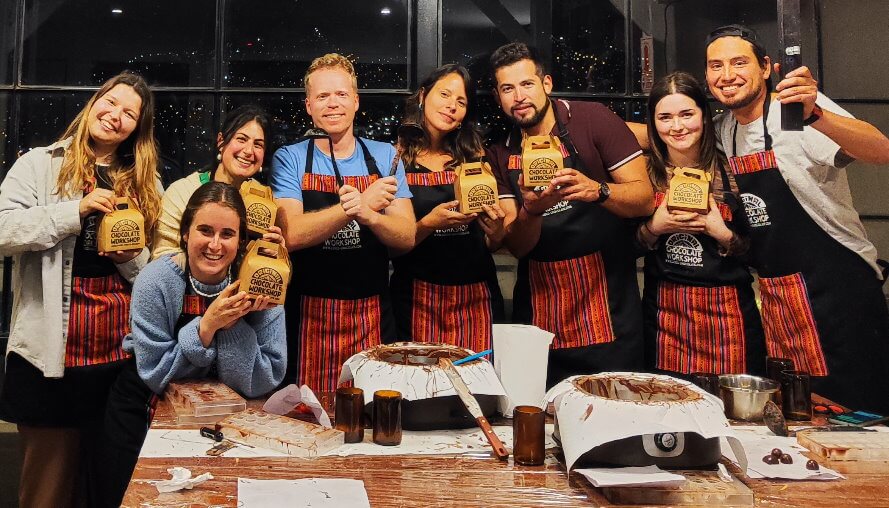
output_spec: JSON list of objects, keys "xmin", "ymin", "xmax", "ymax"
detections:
[
  {"xmin": 390, "ymin": 64, "xmax": 506, "ymax": 351},
  {"xmin": 0, "ymin": 70, "xmax": 161, "ymax": 506},
  {"xmin": 637, "ymin": 71, "xmax": 765, "ymax": 376},
  {"xmin": 100, "ymin": 181, "xmax": 286, "ymax": 505},
  {"xmin": 152, "ymin": 104, "xmax": 283, "ymax": 258}
]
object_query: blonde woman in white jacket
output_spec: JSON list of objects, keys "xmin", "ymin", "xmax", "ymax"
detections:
[{"xmin": 0, "ymin": 71, "xmax": 161, "ymax": 507}]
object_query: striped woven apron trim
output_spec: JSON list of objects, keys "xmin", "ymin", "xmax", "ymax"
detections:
[
  {"xmin": 405, "ymin": 171, "xmax": 456, "ymax": 186},
  {"xmin": 759, "ymin": 272, "xmax": 828, "ymax": 376},
  {"xmin": 410, "ymin": 279, "xmax": 492, "ymax": 352},
  {"xmin": 297, "ymin": 294, "xmax": 382, "ymax": 393},
  {"xmin": 655, "ymin": 281, "xmax": 747, "ymax": 374},
  {"xmin": 65, "ymin": 273, "xmax": 132, "ymax": 367},
  {"xmin": 727, "ymin": 150, "xmax": 778, "ymax": 175},
  {"xmin": 529, "ymin": 252, "xmax": 615, "ymax": 348},
  {"xmin": 302, "ymin": 173, "xmax": 379, "ymax": 193}
]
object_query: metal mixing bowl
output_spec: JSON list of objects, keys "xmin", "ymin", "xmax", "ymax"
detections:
[{"xmin": 719, "ymin": 374, "xmax": 778, "ymax": 421}]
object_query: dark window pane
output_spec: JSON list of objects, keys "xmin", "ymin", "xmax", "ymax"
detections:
[
  {"xmin": 22, "ymin": 0, "xmax": 216, "ymax": 87},
  {"xmin": 16, "ymin": 91, "xmax": 215, "ymax": 188},
  {"xmin": 441, "ymin": 0, "xmax": 524, "ymax": 91},
  {"xmin": 223, "ymin": 94, "xmax": 404, "ymax": 151},
  {"xmin": 442, "ymin": 0, "xmax": 627, "ymax": 94},
  {"xmin": 0, "ymin": 93, "xmax": 11, "ymax": 178},
  {"xmin": 475, "ymin": 92, "xmax": 511, "ymax": 146},
  {"xmin": 153, "ymin": 93, "xmax": 216, "ymax": 185},
  {"xmin": 17, "ymin": 91, "xmax": 90, "ymax": 153},
  {"xmin": 223, "ymin": 0, "xmax": 409, "ymax": 89},
  {"xmin": 0, "ymin": 2, "xmax": 15, "ymax": 85},
  {"xmin": 552, "ymin": 0, "xmax": 626, "ymax": 93}
]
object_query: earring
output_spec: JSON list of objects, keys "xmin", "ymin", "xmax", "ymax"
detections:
[
  {"xmin": 216, "ymin": 153, "xmax": 222, "ymax": 161},
  {"xmin": 418, "ymin": 101, "xmax": 423, "ymax": 112},
  {"xmin": 457, "ymin": 122, "xmax": 462, "ymax": 130}
]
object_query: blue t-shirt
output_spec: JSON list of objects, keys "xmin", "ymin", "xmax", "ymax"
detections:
[{"xmin": 269, "ymin": 137, "xmax": 412, "ymax": 201}]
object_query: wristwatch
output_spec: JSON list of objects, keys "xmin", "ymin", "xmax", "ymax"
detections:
[
  {"xmin": 803, "ymin": 104, "xmax": 823, "ymax": 126},
  {"xmin": 594, "ymin": 181, "xmax": 611, "ymax": 203}
]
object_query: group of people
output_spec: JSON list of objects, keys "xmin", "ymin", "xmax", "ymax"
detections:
[{"xmin": 1, "ymin": 23, "xmax": 888, "ymax": 507}]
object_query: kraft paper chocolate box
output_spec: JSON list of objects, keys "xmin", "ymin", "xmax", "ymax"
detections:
[
  {"xmin": 237, "ymin": 239, "xmax": 291, "ymax": 305},
  {"xmin": 454, "ymin": 161, "xmax": 497, "ymax": 214},
  {"xmin": 666, "ymin": 167, "xmax": 712, "ymax": 213},
  {"xmin": 240, "ymin": 179, "xmax": 278, "ymax": 237},
  {"xmin": 521, "ymin": 135, "xmax": 564, "ymax": 188},
  {"xmin": 97, "ymin": 196, "xmax": 145, "ymax": 252}
]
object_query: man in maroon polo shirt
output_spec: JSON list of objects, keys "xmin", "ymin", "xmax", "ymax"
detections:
[{"xmin": 487, "ymin": 42, "xmax": 654, "ymax": 387}]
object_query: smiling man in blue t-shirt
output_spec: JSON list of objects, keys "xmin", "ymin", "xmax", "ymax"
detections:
[{"xmin": 269, "ymin": 53, "xmax": 415, "ymax": 392}]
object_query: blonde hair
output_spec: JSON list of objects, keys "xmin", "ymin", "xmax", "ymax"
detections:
[
  {"xmin": 56, "ymin": 71, "xmax": 162, "ymax": 243},
  {"xmin": 303, "ymin": 53, "xmax": 358, "ymax": 93}
]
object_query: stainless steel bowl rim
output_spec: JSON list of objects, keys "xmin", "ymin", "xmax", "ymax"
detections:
[{"xmin": 718, "ymin": 374, "xmax": 778, "ymax": 393}]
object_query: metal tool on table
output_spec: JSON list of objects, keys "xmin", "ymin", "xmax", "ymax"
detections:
[
  {"xmin": 778, "ymin": 0, "xmax": 804, "ymax": 131},
  {"xmin": 439, "ymin": 358, "xmax": 509, "ymax": 461},
  {"xmin": 200, "ymin": 426, "xmax": 256, "ymax": 456},
  {"xmin": 763, "ymin": 400, "xmax": 879, "ymax": 437}
]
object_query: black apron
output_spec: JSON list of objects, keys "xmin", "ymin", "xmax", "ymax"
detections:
[
  {"xmin": 284, "ymin": 138, "xmax": 395, "ymax": 393},
  {"xmin": 390, "ymin": 164, "xmax": 504, "ymax": 350},
  {"xmin": 728, "ymin": 99, "xmax": 889, "ymax": 413},
  {"xmin": 506, "ymin": 105, "xmax": 643, "ymax": 388},
  {"xmin": 98, "ymin": 288, "xmax": 211, "ymax": 507},
  {"xmin": 642, "ymin": 164, "xmax": 766, "ymax": 376}
]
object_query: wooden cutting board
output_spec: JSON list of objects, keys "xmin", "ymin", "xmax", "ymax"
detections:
[
  {"xmin": 599, "ymin": 470, "xmax": 753, "ymax": 507},
  {"xmin": 216, "ymin": 408, "xmax": 344, "ymax": 457},
  {"xmin": 797, "ymin": 431, "xmax": 889, "ymax": 473}
]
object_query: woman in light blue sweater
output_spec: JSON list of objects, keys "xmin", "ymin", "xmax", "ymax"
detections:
[{"xmin": 98, "ymin": 181, "xmax": 286, "ymax": 506}]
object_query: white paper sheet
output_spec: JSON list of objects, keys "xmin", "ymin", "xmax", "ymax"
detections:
[
  {"xmin": 575, "ymin": 465, "xmax": 686, "ymax": 488},
  {"xmin": 721, "ymin": 426, "xmax": 844, "ymax": 480},
  {"xmin": 140, "ymin": 425, "xmax": 558, "ymax": 459},
  {"xmin": 237, "ymin": 478, "xmax": 370, "ymax": 508}
]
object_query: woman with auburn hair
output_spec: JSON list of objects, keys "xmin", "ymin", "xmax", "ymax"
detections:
[
  {"xmin": 390, "ymin": 63, "xmax": 506, "ymax": 350},
  {"xmin": 0, "ymin": 70, "xmax": 161, "ymax": 507},
  {"xmin": 636, "ymin": 71, "xmax": 765, "ymax": 377}
]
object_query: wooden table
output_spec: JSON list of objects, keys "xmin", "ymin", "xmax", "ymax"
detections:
[{"xmin": 122, "ymin": 396, "xmax": 889, "ymax": 507}]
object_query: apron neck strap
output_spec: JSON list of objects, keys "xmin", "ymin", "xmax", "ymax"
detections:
[
  {"xmin": 306, "ymin": 138, "xmax": 343, "ymax": 185},
  {"xmin": 552, "ymin": 99, "xmax": 588, "ymax": 174},
  {"xmin": 356, "ymin": 137, "xmax": 382, "ymax": 176},
  {"xmin": 731, "ymin": 82, "xmax": 773, "ymax": 156}
]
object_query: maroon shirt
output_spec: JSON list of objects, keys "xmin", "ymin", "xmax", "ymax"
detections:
[{"xmin": 487, "ymin": 99, "xmax": 643, "ymax": 197}]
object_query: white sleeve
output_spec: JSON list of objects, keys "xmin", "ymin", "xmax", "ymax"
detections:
[{"xmin": 801, "ymin": 93, "xmax": 852, "ymax": 167}]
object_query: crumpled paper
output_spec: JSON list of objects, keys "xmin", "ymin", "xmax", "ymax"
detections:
[
  {"xmin": 155, "ymin": 467, "xmax": 213, "ymax": 493},
  {"xmin": 262, "ymin": 384, "xmax": 331, "ymax": 428},
  {"xmin": 546, "ymin": 373, "xmax": 748, "ymax": 472}
]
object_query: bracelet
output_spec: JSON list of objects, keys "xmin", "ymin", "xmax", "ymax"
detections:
[
  {"xmin": 522, "ymin": 202, "xmax": 544, "ymax": 217},
  {"xmin": 641, "ymin": 221, "xmax": 656, "ymax": 237}
]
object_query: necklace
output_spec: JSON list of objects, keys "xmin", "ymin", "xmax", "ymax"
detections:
[{"xmin": 188, "ymin": 268, "xmax": 231, "ymax": 298}]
